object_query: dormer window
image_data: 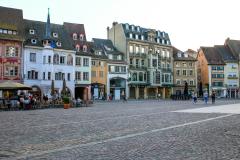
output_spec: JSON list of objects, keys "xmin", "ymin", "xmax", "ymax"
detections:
[
  {"xmin": 184, "ymin": 53, "xmax": 188, "ymax": 58},
  {"xmin": 29, "ymin": 29, "xmax": 35, "ymax": 35},
  {"xmin": 158, "ymin": 31, "xmax": 161, "ymax": 36},
  {"xmin": 125, "ymin": 24, "xmax": 129, "ymax": 30},
  {"xmin": 162, "ymin": 32, "xmax": 165, "ymax": 37},
  {"xmin": 80, "ymin": 34, "xmax": 84, "ymax": 41},
  {"xmin": 131, "ymin": 25, "xmax": 135, "ymax": 31},
  {"xmin": 31, "ymin": 39, "xmax": 37, "ymax": 44},
  {"xmin": 161, "ymin": 39, "xmax": 165, "ymax": 44},
  {"xmin": 177, "ymin": 52, "xmax": 182, "ymax": 58},
  {"xmin": 73, "ymin": 33, "xmax": 77, "ymax": 40},
  {"xmin": 137, "ymin": 26, "xmax": 140, "ymax": 32},
  {"xmin": 98, "ymin": 51, "xmax": 102, "ymax": 55},
  {"xmin": 53, "ymin": 32, "xmax": 58, "ymax": 38},
  {"xmin": 157, "ymin": 38, "xmax": 160, "ymax": 43},
  {"xmin": 141, "ymin": 35, "xmax": 144, "ymax": 40},
  {"xmin": 76, "ymin": 44, "xmax": 80, "ymax": 51},
  {"xmin": 56, "ymin": 41, "xmax": 62, "ymax": 47},
  {"xmin": 83, "ymin": 45, "xmax": 87, "ymax": 52},
  {"xmin": 129, "ymin": 33, "xmax": 133, "ymax": 39}
]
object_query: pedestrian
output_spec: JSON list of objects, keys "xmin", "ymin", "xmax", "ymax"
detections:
[
  {"xmin": 211, "ymin": 91, "xmax": 216, "ymax": 104},
  {"xmin": 192, "ymin": 93, "xmax": 197, "ymax": 104},
  {"xmin": 204, "ymin": 92, "xmax": 208, "ymax": 104}
]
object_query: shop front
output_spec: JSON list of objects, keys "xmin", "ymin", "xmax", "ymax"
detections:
[
  {"xmin": 91, "ymin": 83, "xmax": 106, "ymax": 100},
  {"xmin": 109, "ymin": 77, "xmax": 126, "ymax": 100}
]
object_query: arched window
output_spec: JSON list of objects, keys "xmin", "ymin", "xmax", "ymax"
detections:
[
  {"xmin": 75, "ymin": 44, "xmax": 80, "ymax": 51},
  {"xmin": 67, "ymin": 54, "xmax": 73, "ymax": 65},
  {"xmin": 83, "ymin": 45, "xmax": 87, "ymax": 52},
  {"xmin": 73, "ymin": 33, "xmax": 77, "ymax": 40},
  {"xmin": 53, "ymin": 54, "xmax": 59, "ymax": 64}
]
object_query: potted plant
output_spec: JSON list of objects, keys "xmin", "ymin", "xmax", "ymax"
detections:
[{"xmin": 62, "ymin": 96, "xmax": 70, "ymax": 109}]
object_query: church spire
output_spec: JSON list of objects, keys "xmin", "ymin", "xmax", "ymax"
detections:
[{"xmin": 45, "ymin": 8, "xmax": 51, "ymax": 39}]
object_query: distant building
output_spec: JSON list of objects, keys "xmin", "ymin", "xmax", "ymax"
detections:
[
  {"xmin": 173, "ymin": 47, "xmax": 197, "ymax": 95},
  {"xmin": 92, "ymin": 38, "xmax": 128, "ymax": 100},
  {"xmin": 0, "ymin": 6, "xmax": 24, "ymax": 84},
  {"xmin": 107, "ymin": 22, "xmax": 173, "ymax": 99}
]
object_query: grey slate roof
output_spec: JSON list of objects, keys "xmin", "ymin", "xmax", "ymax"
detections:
[
  {"xmin": 122, "ymin": 23, "xmax": 171, "ymax": 46},
  {"xmin": 214, "ymin": 45, "xmax": 238, "ymax": 62},
  {"xmin": 225, "ymin": 38, "xmax": 240, "ymax": 60},
  {"xmin": 0, "ymin": 6, "xmax": 24, "ymax": 41},
  {"xmin": 200, "ymin": 47, "xmax": 225, "ymax": 65},
  {"xmin": 24, "ymin": 19, "xmax": 73, "ymax": 50},
  {"xmin": 172, "ymin": 47, "xmax": 196, "ymax": 61}
]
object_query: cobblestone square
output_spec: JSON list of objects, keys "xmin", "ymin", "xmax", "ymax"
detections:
[{"xmin": 1, "ymin": 99, "xmax": 240, "ymax": 160}]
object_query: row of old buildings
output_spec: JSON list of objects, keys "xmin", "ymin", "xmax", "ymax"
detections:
[{"xmin": 0, "ymin": 6, "xmax": 240, "ymax": 100}]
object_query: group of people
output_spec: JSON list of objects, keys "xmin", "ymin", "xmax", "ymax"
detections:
[{"xmin": 192, "ymin": 91, "xmax": 216, "ymax": 104}]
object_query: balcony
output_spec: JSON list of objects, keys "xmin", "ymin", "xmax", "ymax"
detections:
[
  {"xmin": 129, "ymin": 65, "xmax": 147, "ymax": 70},
  {"xmin": 228, "ymin": 75, "xmax": 238, "ymax": 79},
  {"xmin": 129, "ymin": 53, "xmax": 147, "ymax": 58},
  {"xmin": 161, "ymin": 68, "xmax": 172, "ymax": 72}
]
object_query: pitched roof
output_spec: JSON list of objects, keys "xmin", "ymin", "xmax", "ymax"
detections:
[
  {"xmin": 200, "ymin": 47, "xmax": 225, "ymax": 65},
  {"xmin": 0, "ymin": 6, "xmax": 24, "ymax": 41},
  {"xmin": 24, "ymin": 19, "xmax": 73, "ymax": 50},
  {"xmin": 225, "ymin": 38, "xmax": 240, "ymax": 60},
  {"xmin": 214, "ymin": 45, "xmax": 237, "ymax": 62},
  {"xmin": 172, "ymin": 47, "xmax": 196, "ymax": 61}
]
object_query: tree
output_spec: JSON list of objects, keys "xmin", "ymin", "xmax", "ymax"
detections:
[
  {"xmin": 61, "ymin": 79, "xmax": 67, "ymax": 97},
  {"xmin": 199, "ymin": 82, "xmax": 203, "ymax": 97},
  {"xmin": 51, "ymin": 80, "xmax": 55, "ymax": 96}
]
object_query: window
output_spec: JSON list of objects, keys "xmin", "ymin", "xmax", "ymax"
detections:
[
  {"xmin": 141, "ymin": 60, "xmax": 145, "ymax": 66},
  {"xmin": 67, "ymin": 54, "xmax": 73, "ymax": 65},
  {"xmin": 189, "ymin": 63, "xmax": 193, "ymax": 67},
  {"xmin": 212, "ymin": 66, "xmax": 217, "ymax": 70},
  {"xmin": 48, "ymin": 72, "xmax": 51, "ymax": 80},
  {"xmin": 141, "ymin": 47, "xmax": 145, "ymax": 53},
  {"xmin": 83, "ymin": 45, "xmax": 87, "ymax": 52},
  {"xmin": 30, "ymin": 53, "xmax": 36, "ymax": 62},
  {"xmin": 27, "ymin": 70, "xmax": 38, "ymax": 79},
  {"xmin": 176, "ymin": 79, "xmax": 181, "ymax": 85},
  {"xmin": 92, "ymin": 71, "xmax": 96, "ymax": 77},
  {"xmin": 53, "ymin": 54, "xmax": 59, "ymax": 64},
  {"xmin": 212, "ymin": 74, "xmax": 217, "ymax": 78},
  {"xmin": 83, "ymin": 58, "xmax": 89, "ymax": 66},
  {"xmin": 183, "ymin": 70, "xmax": 187, "ymax": 76},
  {"xmin": 115, "ymin": 66, "xmax": 120, "ymax": 72},
  {"xmin": 166, "ymin": 51, "xmax": 170, "ymax": 58},
  {"xmin": 135, "ymin": 46, "xmax": 139, "ymax": 53},
  {"xmin": 43, "ymin": 72, "xmax": 45, "ymax": 80},
  {"xmin": 176, "ymin": 70, "xmax": 180, "ymax": 76},
  {"xmin": 139, "ymin": 72, "xmax": 143, "ymax": 81},
  {"xmin": 152, "ymin": 59, "xmax": 157, "ymax": 67},
  {"xmin": 125, "ymin": 24, "xmax": 129, "ymax": 30},
  {"xmin": 48, "ymin": 56, "xmax": 51, "ymax": 64},
  {"xmin": 80, "ymin": 34, "xmax": 84, "ymax": 41},
  {"xmin": 162, "ymin": 50, "xmax": 165, "ymax": 57},
  {"xmin": 190, "ymin": 80, "xmax": 194, "ymax": 86},
  {"xmin": 129, "ymin": 33, "xmax": 133, "ymax": 39},
  {"xmin": 135, "ymin": 34, "xmax": 139, "ymax": 40},
  {"xmin": 141, "ymin": 35, "xmax": 144, "ymax": 40},
  {"xmin": 3, "ymin": 29, "xmax": 7, "ymax": 34},
  {"xmin": 130, "ymin": 58, "xmax": 133, "ymax": 65},
  {"xmin": 55, "ymin": 72, "xmax": 65, "ymax": 80},
  {"xmin": 100, "ymin": 61, "xmax": 104, "ymax": 67},
  {"xmin": 99, "ymin": 71, "xmax": 104, "ymax": 78},
  {"xmin": 83, "ymin": 72, "xmax": 89, "ymax": 81},
  {"xmin": 31, "ymin": 39, "xmax": 37, "ymax": 44},
  {"xmin": 182, "ymin": 62, "xmax": 187, "ymax": 67},
  {"xmin": 29, "ymin": 29, "xmax": 35, "ymax": 34},
  {"xmin": 76, "ymin": 57, "xmax": 81, "ymax": 66},
  {"xmin": 53, "ymin": 32, "xmax": 58, "ymax": 38},
  {"xmin": 76, "ymin": 45, "xmax": 80, "ymax": 51},
  {"xmin": 43, "ymin": 56, "xmax": 46, "ymax": 64},
  {"xmin": 67, "ymin": 73, "xmax": 71, "ymax": 81},
  {"xmin": 0, "ymin": 29, "xmax": 2, "ymax": 33},
  {"xmin": 6, "ymin": 46, "xmax": 18, "ymax": 57},
  {"xmin": 5, "ymin": 66, "xmax": 18, "ymax": 76},
  {"xmin": 131, "ymin": 25, "xmax": 135, "ymax": 31},
  {"xmin": 189, "ymin": 70, "xmax": 193, "ymax": 76},
  {"xmin": 60, "ymin": 56, "xmax": 65, "ymax": 64},
  {"xmin": 136, "ymin": 59, "xmax": 139, "ymax": 68},
  {"xmin": 73, "ymin": 33, "xmax": 77, "ymax": 40},
  {"xmin": 56, "ymin": 42, "xmax": 61, "ymax": 47},
  {"xmin": 92, "ymin": 60, "xmax": 96, "ymax": 66},
  {"xmin": 129, "ymin": 45, "xmax": 133, "ymax": 53},
  {"xmin": 121, "ymin": 66, "xmax": 126, "ymax": 73},
  {"xmin": 75, "ymin": 72, "xmax": 81, "ymax": 80},
  {"xmin": 132, "ymin": 73, "xmax": 137, "ymax": 81}
]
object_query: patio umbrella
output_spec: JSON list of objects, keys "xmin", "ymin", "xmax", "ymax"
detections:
[
  {"xmin": 61, "ymin": 79, "xmax": 67, "ymax": 96},
  {"xmin": 0, "ymin": 81, "xmax": 32, "ymax": 90}
]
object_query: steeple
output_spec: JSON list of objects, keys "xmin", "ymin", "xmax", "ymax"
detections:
[{"xmin": 45, "ymin": 8, "xmax": 51, "ymax": 39}]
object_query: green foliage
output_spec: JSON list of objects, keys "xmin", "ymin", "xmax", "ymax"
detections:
[{"xmin": 62, "ymin": 96, "xmax": 70, "ymax": 104}]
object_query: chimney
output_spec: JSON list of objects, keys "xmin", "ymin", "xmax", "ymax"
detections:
[{"xmin": 107, "ymin": 26, "xmax": 109, "ymax": 39}]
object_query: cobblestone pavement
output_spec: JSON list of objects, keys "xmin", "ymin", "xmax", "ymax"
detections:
[{"xmin": 1, "ymin": 99, "xmax": 240, "ymax": 160}]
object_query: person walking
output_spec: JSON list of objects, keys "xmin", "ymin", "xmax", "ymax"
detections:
[
  {"xmin": 204, "ymin": 92, "xmax": 208, "ymax": 104},
  {"xmin": 211, "ymin": 91, "xmax": 216, "ymax": 104},
  {"xmin": 192, "ymin": 93, "xmax": 197, "ymax": 104}
]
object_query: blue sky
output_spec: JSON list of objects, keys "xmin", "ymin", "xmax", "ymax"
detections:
[{"xmin": 1, "ymin": 0, "xmax": 240, "ymax": 51}]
